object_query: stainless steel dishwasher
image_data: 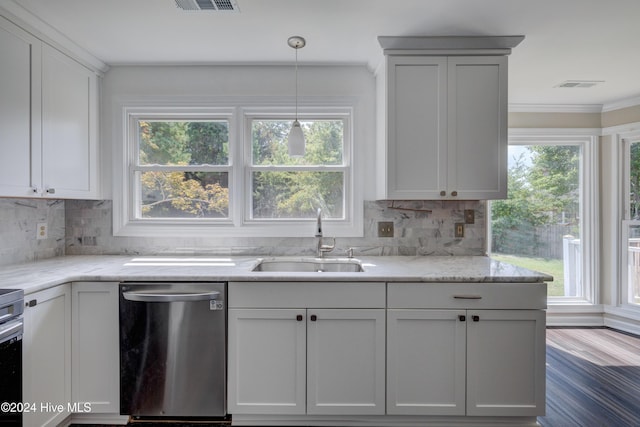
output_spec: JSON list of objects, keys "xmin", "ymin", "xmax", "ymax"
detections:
[{"xmin": 119, "ymin": 282, "xmax": 226, "ymax": 419}]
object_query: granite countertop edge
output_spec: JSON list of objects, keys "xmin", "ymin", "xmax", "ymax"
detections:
[{"xmin": 0, "ymin": 255, "xmax": 553, "ymax": 295}]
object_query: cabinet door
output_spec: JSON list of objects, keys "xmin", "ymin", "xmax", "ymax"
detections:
[
  {"xmin": 41, "ymin": 44, "xmax": 98, "ymax": 198},
  {"xmin": 447, "ymin": 56, "xmax": 507, "ymax": 199},
  {"xmin": 23, "ymin": 284, "xmax": 71, "ymax": 427},
  {"xmin": 306, "ymin": 309, "xmax": 385, "ymax": 415},
  {"xmin": 0, "ymin": 16, "xmax": 41, "ymax": 197},
  {"xmin": 385, "ymin": 56, "xmax": 447, "ymax": 199},
  {"xmin": 228, "ymin": 309, "xmax": 306, "ymax": 414},
  {"xmin": 387, "ymin": 309, "xmax": 466, "ymax": 415},
  {"xmin": 466, "ymin": 310, "xmax": 546, "ymax": 416},
  {"xmin": 71, "ymin": 282, "xmax": 119, "ymax": 413}
]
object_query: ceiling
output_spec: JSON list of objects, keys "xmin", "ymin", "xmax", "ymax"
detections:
[{"xmin": 6, "ymin": 0, "xmax": 640, "ymax": 108}]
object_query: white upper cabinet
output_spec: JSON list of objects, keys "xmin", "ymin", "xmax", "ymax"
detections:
[
  {"xmin": 41, "ymin": 44, "xmax": 99, "ymax": 198},
  {"xmin": 0, "ymin": 16, "xmax": 40, "ymax": 197},
  {"xmin": 377, "ymin": 36, "xmax": 522, "ymax": 201},
  {"xmin": 0, "ymin": 15, "xmax": 100, "ymax": 199}
]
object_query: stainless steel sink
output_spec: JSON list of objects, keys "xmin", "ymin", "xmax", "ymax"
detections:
[{"xmin": 252, "ymin": 258, "xmax": 364, "ymax": 273}]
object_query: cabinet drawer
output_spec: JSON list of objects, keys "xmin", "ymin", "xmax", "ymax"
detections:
[
  {"xmin": 387, "ymin": 282, "xmax": 546, "ymax": 310},
  {"xmin": 229, "ymin": 282, "xmax": 386, "ymax": 308}
]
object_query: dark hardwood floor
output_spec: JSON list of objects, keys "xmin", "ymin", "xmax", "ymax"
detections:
[
  {"xmin": 73, "ymin": 327, "xmax": 640, "ymax": 427},
  {"xmin": 540, "ymin": 327, "xmax": 640, "ymax": 427}
]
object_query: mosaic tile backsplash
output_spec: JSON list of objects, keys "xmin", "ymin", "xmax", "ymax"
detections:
[
  {"xmin": 0, "ymin": 198, "xmax": 486, "ymax": 266},
  {"xmin": 0, "ymin": 198, "xmax": 65, "ymax": 266},
  {"xmin": 64, "ymin": 199, "xmax": 486, "ymax": 257}
]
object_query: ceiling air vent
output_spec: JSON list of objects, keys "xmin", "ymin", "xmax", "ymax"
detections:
[
  {"xmin": 174, "ymin": 0, "xmax": 239, "ymax": 12},
  {"xmin": 555, "ymin": 80, "xmax": 604, "ymax": 88}
]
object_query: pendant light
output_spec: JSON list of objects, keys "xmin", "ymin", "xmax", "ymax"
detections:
[{"xmin": 287, "ymin": 36, "xmax": 306, "ymax": 157}]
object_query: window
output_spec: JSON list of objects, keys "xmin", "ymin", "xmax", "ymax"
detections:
[
  {"xmin": 248, "ymin": 118, "xmax": 348, "ymax": 221},
  {"xmin": 113, "ymin": 103, "xmax": 360, "ymax": 237},
  {"xmin": 621, "ymin": 136, "xmax": 640, "ymax": 308},
  {"xmin": 136, "ymin": 119, "xmax": 231, "ymax": 220},
  {"xmin": 490, "ymin": 133, "xmax": 598, "ymax": 302}
]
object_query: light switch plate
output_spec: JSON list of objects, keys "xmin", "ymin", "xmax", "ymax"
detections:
[{"xmin": 377, "ymin": 221, "xmax": 394, "ymax": 238}]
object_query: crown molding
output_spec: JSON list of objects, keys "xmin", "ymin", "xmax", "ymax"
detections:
[
  {"xmin": 0, "ymin": 2, "xmax": 108, "ymax": 73},
  {"xmin": 602, "ymin": 95, "xmax": 640, "ymax": 113}
]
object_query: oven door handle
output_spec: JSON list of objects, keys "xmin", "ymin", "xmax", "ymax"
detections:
[
  {"xmin": 122, "ymin": 290, "xmax": 220, "ymax": 303},
  {"xmin": 0, "ymin": 320, "xmax": 23, "ymax": 344}
]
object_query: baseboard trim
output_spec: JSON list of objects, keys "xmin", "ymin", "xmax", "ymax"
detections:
[
  {"xmin": 231, "ymin": 414, "xmax": 540, "ymax": 427},
  {"xmin": 546, "ymin": 312, "xmax": 604, "ymax": 327}
]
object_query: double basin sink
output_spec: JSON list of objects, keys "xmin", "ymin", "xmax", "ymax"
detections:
[{"xmin": 252, "ymin": 257, "xmax": 364, "ymax": 273}]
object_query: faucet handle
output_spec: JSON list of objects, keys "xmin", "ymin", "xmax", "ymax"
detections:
[{"xmin": 346, "ymin": 247, "xmax": 354, "ymax": 258}]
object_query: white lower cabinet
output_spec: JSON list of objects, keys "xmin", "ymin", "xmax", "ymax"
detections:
[
  {"xmin": 227, "ymin": 281, "xmax": 387, "ymax": 417},
  {"xmin": 387, "ymin": 309, "xmax": 546, "ymax": 417},
  {"xmin": 228, "ymin": 308, "xmax": 386, "ymax": 416},
  {"xmin": 465, "ymin": 309, "xmax": 546, "ymax": 416},
  {"xmin": 228, "ymin": 309, "xmax": 306, "ymax": 414},
  {"xmin": 387, "ymin": 282, "xmax": 547, "ymax": 418},
  {"xmin": 306, "ymin": 309, "xmax": 385, "ymax": 415},
  {"xmin": 387, "ymin": 309, "xmax": 467, "ymax": 415},
  {"xmin": 23, "ymin": 284, "xmax": 72, "ymax": 427},
  {"xmin": 71, "ymin": 282, "xmax": 120, "ymax": 414}
]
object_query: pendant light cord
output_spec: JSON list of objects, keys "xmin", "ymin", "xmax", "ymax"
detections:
[{"xmin": 294, "ymin": 46, "xmax": 299, "ymax": 121}]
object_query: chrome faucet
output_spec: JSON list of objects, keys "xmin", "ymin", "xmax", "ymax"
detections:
[{"xmin": 315, "ymin": 208, "xmax": 335, "ymax": 257}]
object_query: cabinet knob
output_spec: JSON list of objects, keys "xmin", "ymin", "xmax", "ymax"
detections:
[
  {"xmin": 310, "ymin": 314, "xmax": 317, "ymax": 322},
  {"xmin": 458, "ymin": 315, "xmax": 466, "ymax": 322},
  {"xmin": 46, "ymin": 188, "xmax": 56, "ymax": 194},
  {"xmin": 440, "ymin": 190, "xmax": 446, "ymax": 197},
  {"xmin": 472, "ymin": 315, "xmax": 480, "ymax": 322},
  {"xmin": 451, "ymin": 191, "xmax": 458, "ymax": 197},
  {"xmin": 26, "ymin": 299, "xmax": 37, "ymax": 307},
  {"xmin": 296, "ymin": 314, "xmax": 303, "ymax": 321},
  {"xmin": 32, "ymin": 187, "xmax": 39, "ymax": 194}
]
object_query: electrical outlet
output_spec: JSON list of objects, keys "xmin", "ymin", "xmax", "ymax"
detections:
[
  {"xmin": 37, "ymin": 222, "xmax": 48, "ymax": 240},
  {"xmin": 454, "ymin": 223, "xmax": 465, "ymax": 238},
  {"xmin": 464, "ymin": 209, "xmax": 475, "ymax": 224},
  {"xmin": 377, "ymin": 221, "xmax": 394, "ymax": 237}
]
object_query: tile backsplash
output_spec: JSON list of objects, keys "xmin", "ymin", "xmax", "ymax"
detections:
[
  {"xmin": 0, "ymin": 198, "xmax": 486, "ymax": 266},
  {"xmin": 0, "ymin": 198, "xmax": 65, "ymax": 266},
  {"xmin": 64, "ymin": 200, "xmax": 486, "ymax": 257}
]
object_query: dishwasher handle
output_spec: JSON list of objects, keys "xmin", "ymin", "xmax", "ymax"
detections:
[
  {"xmin": 123, "ymin": 290, "xmax": 220, "ymax": 303},
  {"xmin": 0, "ymin": 320, "xmax": 23, "ymax": 344}
]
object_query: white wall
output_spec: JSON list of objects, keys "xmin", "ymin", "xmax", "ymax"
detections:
[{"xmin": 101, "ymin": 64, "xmax": 377, "ymax": 200}]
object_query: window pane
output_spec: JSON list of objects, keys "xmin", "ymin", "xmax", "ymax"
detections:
[
  {"xmin": 139, "ymin": 171, "xmax": 229, "ymax": 218},
  {"xmin": 630, "ymin": 142, "xmax": 640, "ymax": 219},
  {"xmin": 252, "ymin": 171, "xmax": 343, "ymax": 219},
  {"xmin": 627, "ymin": 225, "xmax": 640, "ymax": 306},
  {"xmin": 491, "ymin": 145, "xmax": 581, "ymax": 297},
  {"xmin": 252, "ymin": 119, "xmax": 343, "ymax": 166},
  {"xmin": 138, "ymin": 120, "xmax": 229, "ymax": 166}
]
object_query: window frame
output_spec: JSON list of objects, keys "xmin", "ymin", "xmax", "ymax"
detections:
[
  {"xmin": 113, "ymin": 100, "xmax": 362, "ymax": 237},
  {"xmin": 492, "ymin": 130, "xmax": 599, "ymax": 305},
  {"xmin": 620, "ymin": 131, "xmax": 640, "ymax": 312},
  {"xmin": 243, "ymin": 110, "xmax": 352, "ymax": 224}
]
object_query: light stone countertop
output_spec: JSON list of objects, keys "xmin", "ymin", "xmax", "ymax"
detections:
[{"xmin": 0, "ymin": 255, "xmax": 553, "ymax": 295}]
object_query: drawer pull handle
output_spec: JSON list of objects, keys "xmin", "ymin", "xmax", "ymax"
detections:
[
  {"xmin": 453, "ymin": 295, "xmax": 482, "ymax": 300},
  {"xmin": 458, "ymin": 315, "xmax": 466, "ymax": 322},
  {"xmin": 296, "ymin": 315, "xmax": 303, "ymax": 321},
  {"xmin": 472, "ymin": 315, "xmax": 480, "ymax": 322},
  {"xmin": 310, "ymin": 314, "xmax": 317, "ymax": 322}
]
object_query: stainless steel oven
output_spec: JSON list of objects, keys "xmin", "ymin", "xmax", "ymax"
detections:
[
  {"xmin": 0, "ymin": 289, "xmax": 24, "ymax": 426},
  {"xmin": 119, "ymin": 282, "xmax": 226, "ymax": 419}
]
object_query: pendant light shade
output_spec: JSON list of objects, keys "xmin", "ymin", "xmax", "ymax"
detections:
[
  {"xmin": 287, "ymin": 36, "xmax": 306, "ymax": 157},
  {"xmin": 288, "ymin": 119, "xmax": 305, "ymax": 157}
]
